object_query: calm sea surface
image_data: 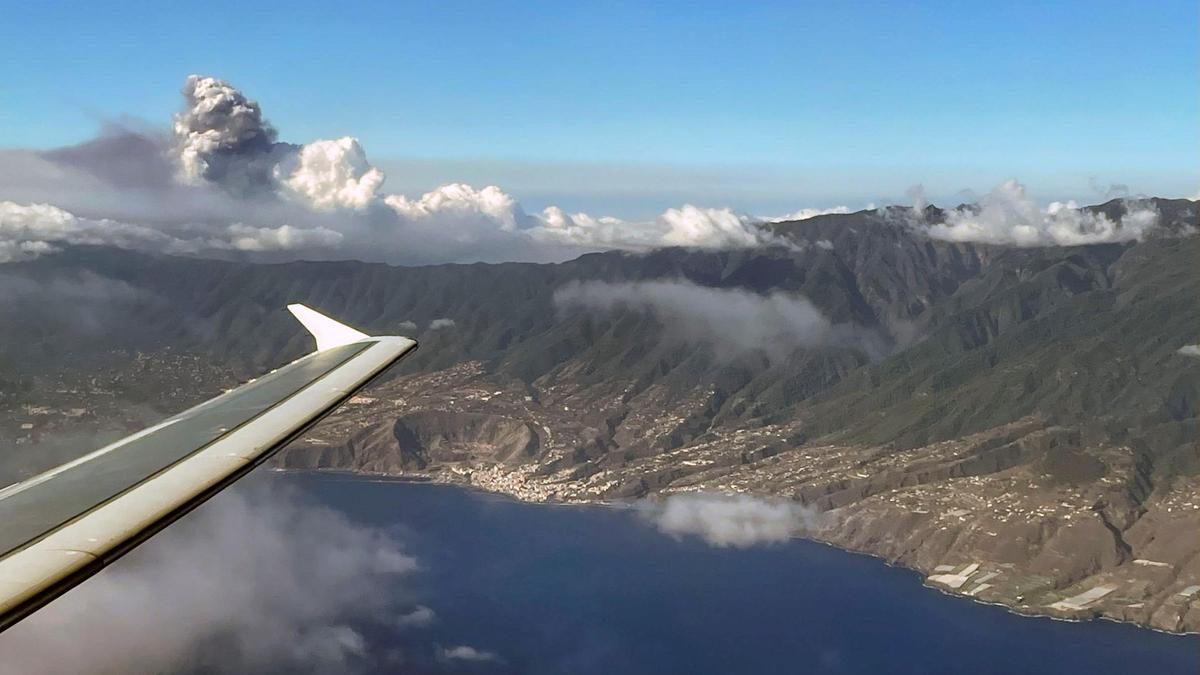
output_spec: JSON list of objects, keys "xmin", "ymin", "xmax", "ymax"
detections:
[{"xmin": 290, "ymin": 473, "xmax": 1199, "ymax": 675}]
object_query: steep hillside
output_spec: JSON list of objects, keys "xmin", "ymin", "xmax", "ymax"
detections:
[{"xmin": 1, "ymin": 199, "xmax": 1198, "ymax": 631}]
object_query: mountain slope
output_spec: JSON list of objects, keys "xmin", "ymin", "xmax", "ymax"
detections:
[{"xmin": 1, "ymin": 199, "xmax": 1198, "ymax": 631}]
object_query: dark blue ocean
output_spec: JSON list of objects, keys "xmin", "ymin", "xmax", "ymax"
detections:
[{"xmin": 292, "ymin": 473, "xmax": 1199, "ymax": 675}]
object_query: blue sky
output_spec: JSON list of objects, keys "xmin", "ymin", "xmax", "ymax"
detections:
[{"xmin": 1, "ymin": 0, "xmax": 1196, "ymax": 215}]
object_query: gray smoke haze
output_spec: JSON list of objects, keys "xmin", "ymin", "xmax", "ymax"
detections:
[
  {"xmin": 1089, "ymin": 177, "xmax": 1130, "ymax": 200},
  {"xmin": 0, "ymin": 478, "xmax": 420, "ymax": 674},
  {"xmin": 42, "ymin": 124, "xmax": 176, "ymax": 191},
  {"xmin": 640, "ymin": 493, "xmax": 820, "ymax": 548},
  {"xmin": 553, "ymin": 279, "xmax": 882, "ymax": 361}
]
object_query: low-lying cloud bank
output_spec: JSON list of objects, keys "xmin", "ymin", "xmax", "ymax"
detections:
[
  {"xmin": 0, "ymin": 480, "xmax": 421, "ymax": 674},
  {"xmin": 553, "ymin": 279, "xmax": 883, "ymax": 360},
  {"xmin": 0, "ymin": 200, "xmax": 343, "ymax": 263},
  {"xmin": 641, "ymin": 493, "xmax": 820, "ymax": 548},
  {"xmin": 917, "ymin": 180, "xmax": 1162, "ymax": 247}
]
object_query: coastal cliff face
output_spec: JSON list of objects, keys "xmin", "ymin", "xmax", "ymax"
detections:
[{"xmin": 2, "ymin": 200, "xmax": 1198, "ymax": 632}]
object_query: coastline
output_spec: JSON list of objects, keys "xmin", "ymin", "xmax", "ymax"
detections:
[{"xmin": 273, "ymin": 467, "xmax": 1200, "ymax": 638}]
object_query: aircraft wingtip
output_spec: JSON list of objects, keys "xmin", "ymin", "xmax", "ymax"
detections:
[{"xmin": 287, "ymin": 304, "xmax": 369, "ymax": 351}]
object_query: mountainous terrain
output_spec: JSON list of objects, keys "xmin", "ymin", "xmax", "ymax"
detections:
[{"xmin": 2, "ymin": 198, "xmax": 1198, "ymax": 632}]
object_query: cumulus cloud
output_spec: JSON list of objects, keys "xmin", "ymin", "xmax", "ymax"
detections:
[
  {"xmin": 659, "ymin": 205, "xmax": 782, "ymax": 249},
  {"xmin": 1178, "ymin": 344, "xmax": 1200, "ymax": 357},
  {"xmin": 428, "ymin": 318, "xmax": 456, "ymax": 330},
  {"xmin": 0, "ymin": 480, "xmax": 419, "ymax": 673},
  {"xmin": 275, "ymin": 137, "xmax": 386, "ymax": 211},
  {"xmin": 923, "ymin": 179, "xmax": 1160, "ymax": 246},
  {"xmin": 553, "ymin": 279, "xmax": 882, "ymax": 360},
  {"xmin": 640, "ymin": 493, "xmax": 819, "ymax": 548},
  {"xmin": 386, "ymin": 183, "xmax": 527, "ymax": 232}
]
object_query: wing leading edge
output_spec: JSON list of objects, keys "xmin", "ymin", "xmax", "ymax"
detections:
[{"xmin": 0, "ymin": 306, "xmax": 416, "ymax": 632}]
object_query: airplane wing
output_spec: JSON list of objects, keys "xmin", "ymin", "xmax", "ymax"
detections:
[{"xmin": 0, "ymin": 305, "xmax": 417, "ymax": 632}]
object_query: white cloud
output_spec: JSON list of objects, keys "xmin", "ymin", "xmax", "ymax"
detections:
[
  {"xmin": 385, "ymin": 183, "xmax": 526, "ymax": 232},
  {"xmin": 394, "ymin": 605, "xmax": 436, "ymax": 628},
  {"xmin": 222, "ymin": 223, "xmax": 343, "ymax": 252},
  {"xmin": 428, "ymin": 318, "xmax": 456, "ymax": 330},
  {"xmin": 1178, "ymin": 344, "xmax": 1200, "ymax": 357},
  {"xmin": 275, "ymin": 137, "xmax": 386, "ymax": 211},
  {"xmin": 660, "ymin": 205, "xmax": 774, "ymax": 249},
  {"xmin": 528, "ymin": 206, "xmax": 656, "ymax": 250},
  {"xmin": 554, "ymin": 279, "xmax": 880, "ymax": 360},
  {"xmin": 528, "ymin": 204, "xmax": 798, "ymax": 252},
  {"xmin": 0, "ymin": 200, "xmax": 341, "ymax": 261},
  {"xmin": 0, "ymin": 239, "xmax": 58, "ymax": 264},
  {"xmin": 438, "ymin": 645, "xmax": 501, "ymax": 663},
  {"xmin": 0, "ymin": 480, "xmax": 417, "ymax": 673},
  {"xmin": 1, "ymin": 200, "xmax": 171, "ymax": 259},
  {"xmin": 764, "ymin": 205, "xmax": 851, "ymax": 222},
  {"xmin": 924, "ymin": 179, "xmax": 1160, "ymax": 246},
  {"xmin": 641, "ymin": 493, "xmax": 818, "ymax": 548}
]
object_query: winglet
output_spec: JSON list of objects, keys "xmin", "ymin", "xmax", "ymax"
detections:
[{"xmin": 287, "ymin": 304, "xmax": 369, "ymax": 351}]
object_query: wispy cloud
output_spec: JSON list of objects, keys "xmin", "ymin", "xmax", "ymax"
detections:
[
  {"xmin": 553, "ymin": 279, "xmax": 884, "ymax": 361},
  {"xmin": 437, "ymin": 644, "xmax": 503, "ymax": 664}
]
